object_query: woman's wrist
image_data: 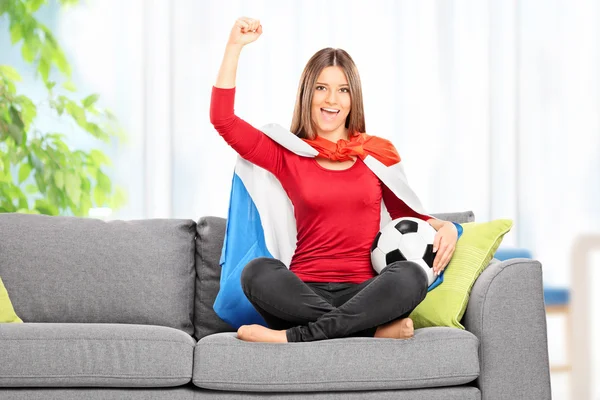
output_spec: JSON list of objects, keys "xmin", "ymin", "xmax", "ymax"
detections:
[
  {"xmin": 426, "ymin": 218, "xmax": 446, "ymax": 230},
  {"xmin": 451, "ymin": 221, "xmax": 463, "ymax": 239},
  {"xmin": 226, "ymin": 43, "xmax": 244, "ymax": 53}
]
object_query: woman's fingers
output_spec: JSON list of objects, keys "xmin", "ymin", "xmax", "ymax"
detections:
[
  {"xmin": 436, "ymin": 245, "xmax": 455, "ymax": 274},
  {"xmin": 440, "ymin": 247, "xmax": 452, "ymax": 271},
  {"xmin": 238, "ymin": 17, "xmax": 260, "ymax": 32},
  {"xmin": 236, "ymin": 19, "xmax": 250, "ymax": 31},
  {"xmin": 434, "ymin": 242, "xmax": 445, "ymax": 270},
  {"xmin": 433, "ymin": 241, "xmax": 453, "ymax": 271},
  {"xmin": 230, "ymin": 17, "xmax": 262, "ymax": 46},
  {"xmin": 433, "ymin": 232, "xmax": 441, "ymax": 253}
]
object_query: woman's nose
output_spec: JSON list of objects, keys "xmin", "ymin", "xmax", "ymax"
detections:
[{"xmin": 326, "ymin": 90, "xmax": 337, "ymax": 104}]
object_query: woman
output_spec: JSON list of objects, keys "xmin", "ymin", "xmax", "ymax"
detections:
[{"xmin": 210, "ymin": 17, "xmax": 458, "ymax": 343}]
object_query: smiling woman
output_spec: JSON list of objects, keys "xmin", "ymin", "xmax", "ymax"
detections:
[
  {"xmin": 210, "ymin": 16, "xmax": 459, "ymax": 345},
  {"xmin": 290, "ymin": 48, "xmax": 366, "ymax": 143},
  {"xmin": 310, "ymin": 67, "xmax": 351, "ymax": 142}
]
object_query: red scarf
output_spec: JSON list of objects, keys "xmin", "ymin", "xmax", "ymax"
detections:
[{"xmin": 301, "ymin": 133, "xmax": 401, "ymax": 167}]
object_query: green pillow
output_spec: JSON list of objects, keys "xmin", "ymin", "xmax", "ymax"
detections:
[
  {"xmin": 0, "ymin": 276, "xmax": 23, "ymax": 323},
  {"xmin": 409, "ymin": 219, "xmax": 513, "ymax": 329}
]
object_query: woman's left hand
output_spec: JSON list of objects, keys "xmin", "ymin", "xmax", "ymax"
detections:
[{"xmin": 427, "ymin": 219, "xmax": 458, "ymax": 276}]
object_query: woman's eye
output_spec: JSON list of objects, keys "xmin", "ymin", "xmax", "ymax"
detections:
[{"xmin": 315, "ymin": 86, "xmax": 349, "ymax": 92}]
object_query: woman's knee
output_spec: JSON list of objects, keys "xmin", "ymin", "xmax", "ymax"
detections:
[
  {"xmin": 240, "ymin": 257, "xmax": 285, "ymax": 293},
  {"xmin": 384, "ymin": 261, "xmax": 429, "ymax": 299}
]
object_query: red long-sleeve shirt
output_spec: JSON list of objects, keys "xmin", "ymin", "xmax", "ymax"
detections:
[{"xmin": 210, "ymin": 86, "xmax": 429, "ymax": 283}]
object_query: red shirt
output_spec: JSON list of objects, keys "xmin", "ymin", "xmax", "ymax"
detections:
[{"xmin": 210, "ymin": 86, "xmax": 429, "ymax": 283}]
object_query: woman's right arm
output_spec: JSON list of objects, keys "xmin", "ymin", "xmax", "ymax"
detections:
[{"xmin": 210, "ymin": 18, "xmax": 284, "ymax": 176}]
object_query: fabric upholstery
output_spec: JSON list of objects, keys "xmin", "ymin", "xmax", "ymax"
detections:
[
  {"xmin": 193, "ymin": 328, "xmax": 479, "ymax": 392},
  {"xmin": 190, "ymin": 387, "xmax": 481, "ymax": 399},
  {"xmin": 0, "ymin": 386, "xmax": 480, "ymax": 399},
  {"xmin": 410, "ymin": 219, "xmax": 513, "ymax": 329},
  {"xmin": 0, "ymin": 213, "xmax": 196, "ymax": 334},
  {"xmin": 431, "ymin": 211, "xmax": 475, "ymax": 224},
  {"xmin": 194, "ymin": 217, "xmax": 236, "ymax": 341},
  {"xmin": 0, "ymin": 323, "xmax": 195, "ymax": 387},
  {"xmin": 463, "ymin": 258, "xmax": 552, "ymax": 400},
  {"xmin": 0, "ymin": 276, "xmax": 22, "ymax": 323}
]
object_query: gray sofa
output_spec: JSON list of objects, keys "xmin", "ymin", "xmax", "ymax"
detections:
[{"xmin": 0, "ymin": 212, "xmax": 552, "ymax": 399}]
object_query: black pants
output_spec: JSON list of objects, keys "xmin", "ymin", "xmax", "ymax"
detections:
[{"xmin": 240, "ymin": 258, "xmax": 428, "ymax": 342}]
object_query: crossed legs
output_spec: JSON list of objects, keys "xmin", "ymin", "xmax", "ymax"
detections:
[{"xmin": 238, "ymin": 258, "xmax": 428, "ymax": 343}]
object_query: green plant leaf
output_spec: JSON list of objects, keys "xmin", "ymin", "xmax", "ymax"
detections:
[
  {"xmin": 110, "ymin": 186, "xmax": 127, "ymax": 209},
  {"xmin": 25, "ymin": 184, "xmax": 38, "ymax": 194},
  {"xmin": 1, "ymin": 0, "xmax": 126, "ymax": 217},
  {"xmin": 21, "ymin": 42, "xmax": 37, "ymax": 63},
  {"xmin": 96, "ymin": 169, "xmax": 111, "ymax": 192},
  {"xmin": 65, "ymin": 172, "xmax": 81, "ymax": 203},
  {"xmin": 93, "ymin": 185, "xmax": 106, "ymax": 206},
  {"xmin": 66, "ymin": 101, "xmax": 86, "ymax": 126},
  {"xmin": 7, "ymin": 124, "xmax": 23, "ymax": 144},
  {"xmin": 38, "ymin": 58, "xmax": 50, "ymax": 82},
  {"xmin": 35, "ymin": 199, "xmax": 58, "ymax": 215},
  {"xmin": 62, "ymin": 80, "xmax": 77, "ymax": 92},
  {"xmin": 47, "ymin": 185, "xmax": 62, "ymax": 207},
  {"xmin": 9, "ymin": 23, "xmax": 23, "ymax": 44},
  {"xmin": 80, "ymin": 191, "xmax": 92, "ymax": 215},
  {"xmin": 53, "ymin": 169, "xmax": 64, "ymax": 189},
  {"xmin": 27, "ymin": 0, "xmax": 47, "ymax": 13},
  {"xmin": 81, "ymin": 176, "xmax": 90, "ymax": 191},
  {"xmin": 18, "ymin": 163, "xmax": 32, "ymax": 183},
  {"xmin": 89, "ymin": 149, "xmax": 110, "ymax": 166},
  {"xmin": 16, "ymin": 96, "xmax": 37, "ymax": 127},
  {"xmin": 82, "ymin": 93, "xmax": 99, "ymax": 108},
  {"xmin": 16, "ymin": 208, "xmax": 40, "ymax": 214},
  {"xmin": 33, "ymin": 171, "xmax": 46, "ymax": 193},
  {"xmin": 18, "ymin": 195, "xmax": 28, "ymax": 209},
  {"xmin": 5, "ymin": 79, "xmax": 17, "ymax": 94},
  {"xmin": 0, "ymin": 65, "xmax": 22, "ymax": 82},
  {"xmin": 9, "ymin": 106, "xmax": 24, "ymax": 128},
  {"xmin": 3, "ymin": 157, "xmax": 12, "ymax": 177},
  {"xmin": 53, "ymin": 48, "xmax": 71, "ymax": 76}
]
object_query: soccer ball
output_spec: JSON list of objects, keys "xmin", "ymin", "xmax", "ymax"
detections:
[{"xmin": 370, "ymin": 217, "xmax": 438, "ymax": 286}]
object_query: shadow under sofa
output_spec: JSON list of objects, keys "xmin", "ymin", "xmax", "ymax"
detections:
[{"xmin": 0, "ymin": 212, "xmax": 551, "ymax": 399}]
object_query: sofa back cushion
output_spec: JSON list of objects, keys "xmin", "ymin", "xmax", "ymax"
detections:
[
  {"xmin": 193, "ymin": 211, "xmax": 475, "ymax": 340},
  {"xmin": 0, "ymin": 213, "xmax": 196, "ymax": 335},
  {"xmin": 195, "ymin": 217, "xmax": 235, "ymax": 340}
]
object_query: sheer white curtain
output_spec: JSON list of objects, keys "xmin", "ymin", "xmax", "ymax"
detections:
[
  {"xmin": 516, "ymin": 0, "xmax": 600, "ymax": 287},
  {"xmin": 172, "ymin": 0, "xmax": 496, "ymax": 220},
  {"xmin": 56, "ymin": 0, "xmax": 600, "ymax": 289}
]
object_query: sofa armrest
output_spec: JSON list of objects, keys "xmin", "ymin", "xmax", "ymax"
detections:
[{"xmin": 462, "ymin": 258, "xmax": 552, "ymax": 400}]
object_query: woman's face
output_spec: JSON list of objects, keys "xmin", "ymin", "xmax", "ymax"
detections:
[{"xmin": 310, "ymin": 66, "xmax": 351, "ymax": 138}]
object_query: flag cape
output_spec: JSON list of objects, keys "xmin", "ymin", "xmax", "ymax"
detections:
[{"xmin": 214, "ymin": 123, "xmax": 444, "ymax": 328}]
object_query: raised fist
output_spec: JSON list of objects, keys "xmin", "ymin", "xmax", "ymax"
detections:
[{"xmin": 228, "ymin": 17, "xmax": 263, "ymax": 47}]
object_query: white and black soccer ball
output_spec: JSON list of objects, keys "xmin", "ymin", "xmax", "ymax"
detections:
[{"xmin": 370, "ymin": 217, "xmax": 438, "ymax": 286}]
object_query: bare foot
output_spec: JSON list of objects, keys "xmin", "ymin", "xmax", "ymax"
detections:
[
  {"xmin": 374, "ymin": 317, "xmax": 415, "ymax": 339},
  {"xmin": 237, "ymin": 324, "xmax": 288, "ymax": 343}
]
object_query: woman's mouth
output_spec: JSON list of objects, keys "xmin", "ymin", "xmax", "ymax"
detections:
[{"xmin": 321, "ymin": 108, "xmax": 340, "ymax": 122}]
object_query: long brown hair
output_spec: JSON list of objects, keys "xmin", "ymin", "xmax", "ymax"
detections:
[{"xmin": 290, "ymin": 48, "xmax": 366, "ymax": 139}]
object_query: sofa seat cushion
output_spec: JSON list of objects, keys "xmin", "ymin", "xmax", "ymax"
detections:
[
  {"xmin": 193, "ymin": 327, "xmax": 479, "ymax": 392},
  {"xmin": 0, "ymin": 323, "xmax": 195, "ymax": 387}
]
